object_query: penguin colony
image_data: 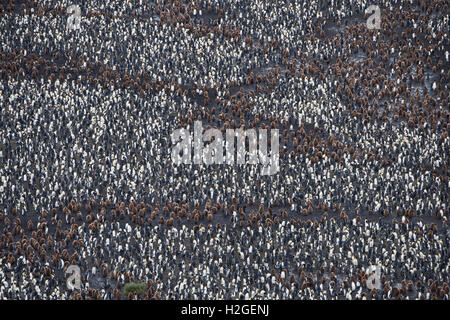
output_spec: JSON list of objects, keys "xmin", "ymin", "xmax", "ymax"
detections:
[{"xmin": 0, "ymin": 0, "xmax": 448, "ymax": 299}]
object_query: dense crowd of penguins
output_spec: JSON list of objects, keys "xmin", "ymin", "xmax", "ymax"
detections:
[{"xmin": 0, "ymin": 0, "xmax": 448, "ymax": 299}]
